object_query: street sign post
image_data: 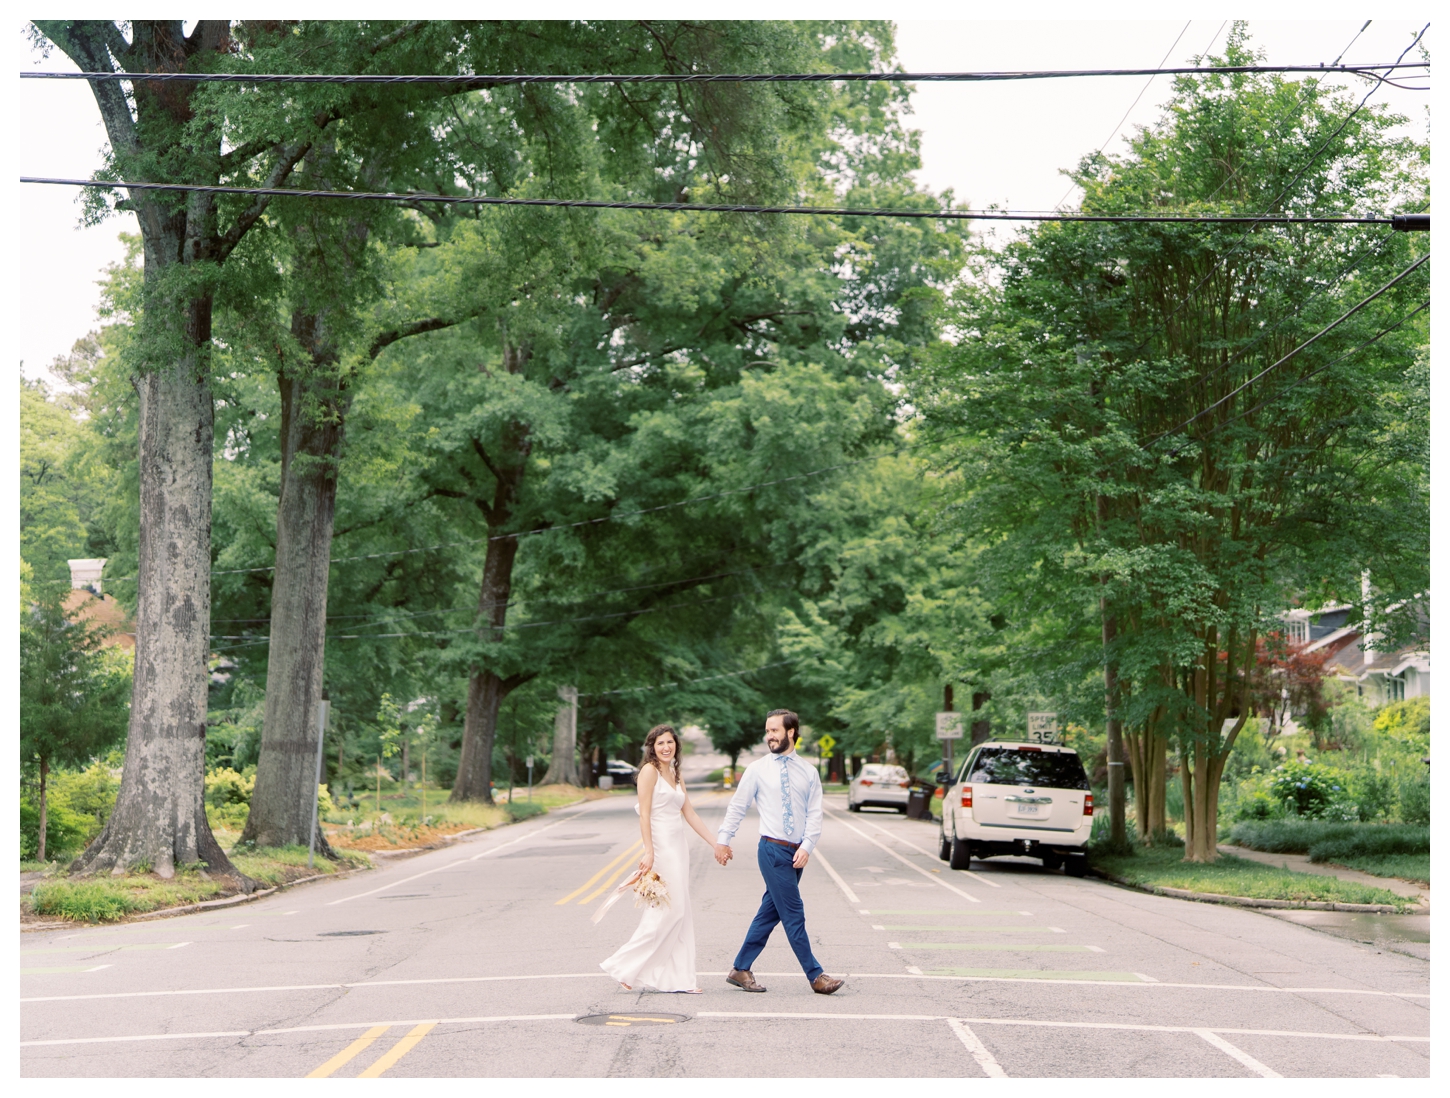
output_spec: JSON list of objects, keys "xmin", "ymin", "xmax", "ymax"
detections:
[
  {"xmin": 1026, "ymin": 712, "xmax": 1060, "ymax": 744},
  {"xmin": 526, "ymin": 756, "xmax": 534, "ymax": 801},
  {"xmin": 815, "ymin": 733, "xmax": 837, "ymax": 782}
]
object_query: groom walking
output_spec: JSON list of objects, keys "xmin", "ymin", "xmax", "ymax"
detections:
[{"xmin": 714, "ymin": 709, "xmax": 844, "ymax": 995}]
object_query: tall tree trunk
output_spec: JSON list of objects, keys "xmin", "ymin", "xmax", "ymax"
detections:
[
  {"xmin": 241, "ymin": 313, "xmax": 347, "ymax": 852},
  {"xmin": 37, "ymin": 757, "xmax": 49, "ymax": 863},
  {"xmin": 74, "ymin": 350, "xmax": 244, "ymax": 882},
  {"xmin": 1101, "ymin": 597, "xmax": 1127, "ymax": 848},
  {"xmin": 542, "ymin": 686, "xmax": 580, "ymax": 786},
  {"xmin": 449, "ymin": 455, "xmax": 530, "ymax": 806}
]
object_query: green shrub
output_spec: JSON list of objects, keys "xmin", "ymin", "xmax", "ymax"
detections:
[
  {"xmin": 1268, "ymin": 760, "xmax": 1355, "ymax": 819},
  {"xmin": 1346, "ymin": 767, "xmax": 1398, "ymax": 822},
  {"xmin": 29, "ymin": 880, "xmax": 142, "ymax": 922},
  {"xmin": 204, "ymin": 766, "xmax": 254, "ymax": 807},
  {"xmin": 48, "ymin": 763, "xmax": 120, "ymax": 840},
  {"xmin": 1307, "ymin": 825, "xmax": 1428, "ymax": 863},
  {"xmin": 20, "ymin": 796, "xmax": 90, "ymax": 861},
  {"xmin": 1398, "ymin": 770, "xmax": 1430, "ymax": 824},
  {"xmin": 505, "ymin": 800, "xmax": 545, "ymax": 821}
]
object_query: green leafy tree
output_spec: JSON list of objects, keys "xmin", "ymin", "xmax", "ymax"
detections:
[
  {"xmin": 918, "ymin": 27, "xmax": 1429, "ymax": 861},
  {"xmin": 20, "ymin": 585, "xmax": 131, "ymax": 861}
]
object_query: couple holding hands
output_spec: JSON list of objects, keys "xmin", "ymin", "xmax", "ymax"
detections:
[{"xmin": 599, "ymin": 710, "xmax": 844, "ymax": 996}]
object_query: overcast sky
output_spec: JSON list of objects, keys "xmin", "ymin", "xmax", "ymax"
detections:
[{"xmin": 14, "ymin": 18, "xmax": 1430, "ymax": 380}]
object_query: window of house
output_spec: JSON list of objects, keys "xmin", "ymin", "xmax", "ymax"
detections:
[{"xmin": 1387, "ymin": 674, "xmax": 1406, "ymax": 703}]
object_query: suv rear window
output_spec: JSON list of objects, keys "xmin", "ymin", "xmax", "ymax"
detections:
[{"xmin": 966, "ymin": 748, "xmax": 1090, "ymax": 790}]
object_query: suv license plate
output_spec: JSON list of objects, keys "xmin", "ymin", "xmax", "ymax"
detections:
[{"xmin": 1015, "ymin": 805, "xmax": 1041, "ymax": 815}]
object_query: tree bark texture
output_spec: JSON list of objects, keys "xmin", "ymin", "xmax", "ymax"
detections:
[
  {"xmin": 241, "ymin": 313, "xmax": 348, "ymax": 852},
  {"xmin": 1124, "ymin": 724, "xmax": 1168, "ymax": 840},
  {"xmin": 1100, "ymin": 599, "xmax": 1127, "ymax": 849},
  {"xmin": 37, "ymin": 757, "xmax": 49, "ymax": 863},
  {"xmin": 74, "ymin": 358, "xmax": 240, "ymax": 880},
  {"xmin": 542, "ymin": 686, "xmax": 581, "ymax": 786}
]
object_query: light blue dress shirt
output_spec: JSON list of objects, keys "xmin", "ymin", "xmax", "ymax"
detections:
[{"xmin": 717, "ymin": 750, "xmax": 824, "ymax": 855}]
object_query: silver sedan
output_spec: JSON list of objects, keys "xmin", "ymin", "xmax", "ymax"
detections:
[{"xmin": 847, "ymin": 764, "xmax": 911, "ymax": 812}]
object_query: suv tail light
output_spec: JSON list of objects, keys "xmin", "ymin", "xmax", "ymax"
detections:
[
  {"xmin": 860, "ymin": 779, "xmax": 873, "ymax": 787},
  {"xmin": 898, "ymin": 781, "xmax": 911, "ymax": 788},
  {"xmin": 1083, "ymin": 793, "xmax": 1094, "ymax": 817},
  {"xmin": 961, "ymin": 785, "xmax": 973, "ymax": 809}
]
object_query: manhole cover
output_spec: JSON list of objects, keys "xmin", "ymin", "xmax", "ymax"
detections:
[
  {"xmin": 576, "ymin": 1013, "xmax": 689, "ymax": 1027},
  {"xmin": 317, "ymin": 930, "xmax": 386, "ymax": 937}
]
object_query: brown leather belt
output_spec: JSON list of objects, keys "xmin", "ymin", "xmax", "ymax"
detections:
[{"xmin": 761, "ymin": 836, "xmax": 801, "ymax": 850}]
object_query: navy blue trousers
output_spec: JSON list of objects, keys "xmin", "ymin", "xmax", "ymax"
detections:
[{"xmin": 732, "ymin": 839, "xmax": 823, "ymax": 982}]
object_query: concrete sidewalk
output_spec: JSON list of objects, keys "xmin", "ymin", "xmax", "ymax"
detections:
[{"xmin": 1219, "ymin": 843, "xmax": 1429, "ymax": 907}]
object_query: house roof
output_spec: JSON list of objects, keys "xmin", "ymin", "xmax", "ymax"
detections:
[{"xmin": 62, "ymin": 590, "xmax": 135, "ymax": 650}]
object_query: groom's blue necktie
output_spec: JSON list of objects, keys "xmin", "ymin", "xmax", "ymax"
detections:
[{"xmin": 778, "ymin": 756, "xmax": 795, "ymax": 839}]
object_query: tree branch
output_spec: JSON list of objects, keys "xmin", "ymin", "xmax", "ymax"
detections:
[
  {"xmin": 213, "ymin": 139, "xmax": 313, "ymax": 262},
  {"xmin": 369, "ymin": 317, "xmax": 461, "ymax": 360}
]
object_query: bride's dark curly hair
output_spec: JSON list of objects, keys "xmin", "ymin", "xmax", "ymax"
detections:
[{"xmin": 641, "ymin": 724, "xmax": 682, "ymax": 783}]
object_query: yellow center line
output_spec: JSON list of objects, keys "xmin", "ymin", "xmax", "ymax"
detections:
[
  {"xmin": 579, "ymin": 854, "xmax": 643, "ymax": 905},
  {"xmin": 556, "ymin": 841, "xmax": 643, "ymax": 905},
  {"xmin": 305, "ymin": 1025, "xmax": 390, "ymax": 1078},
  {"xmin": 356, "ymin": 1021, "xmax": 436, "ymax": 1078}
]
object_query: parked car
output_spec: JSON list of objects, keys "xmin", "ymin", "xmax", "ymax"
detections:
[
  {"xmin": 937, "ymin": 742, "xmax": 1092, "ymax": 875},
  {"xmin": 604, "ymin": 760, "xmax": 639, "ymax": 788},
  {"xmin": 848, "ymin": 764, "xmax": 911, "ymax": 813}
]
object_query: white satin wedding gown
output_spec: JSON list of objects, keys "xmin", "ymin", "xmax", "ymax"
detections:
[{"xmin": 599, "ymin": 774, "xmax": 697, "ymax": 992}]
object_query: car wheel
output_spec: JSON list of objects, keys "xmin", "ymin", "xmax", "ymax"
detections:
[
  {"xmin": 949, "ymin": 834, "xmax": 972, "ymax": 870},
  {"xmin": 1041, "ymin": 853, "xmax": 1062, "ymax": 871},
  {"xmin": 898, "ymin": 805, "xmax": 909, "ymax": 815},
  {"xmin": 848, "ymin": 799, "xmax": 861, "ymax": 812},
  {"xmin": 938, "ymin": 827, "xmax": 951, "ymax": 862},
  {"xmin": 1065, "ymin": 854, "xmax": 1088, "ymax": 878}
]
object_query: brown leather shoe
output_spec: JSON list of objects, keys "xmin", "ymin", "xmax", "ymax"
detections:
[
  {"xmin": 811, "ymin": 974, "xmax": 844, "ymax": 995},
  {"xmin": 726, "ymin": 968, "xmax": 767, "ymax": 992}
]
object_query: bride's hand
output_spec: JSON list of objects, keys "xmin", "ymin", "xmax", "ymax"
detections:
[{"xmin": 639, "ymin": 850, "xmax": 654, "ymax": 874}]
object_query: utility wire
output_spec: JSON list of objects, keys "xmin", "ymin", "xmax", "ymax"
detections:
[
  {"xmin": 1054, "ymin": 20, "xmax": 1195, "ymax": 211},
  {"xmin": 584, "ymin": 659, "xmax": 798, "ymax": 698},
  {"xmin": 1149, "ymin": 252, "xmax": 1430, "ymax": 445},
  {"xmin": 1185, "ymin": 298, "xmax": 1429, "ymax": 447},
  {"xmin": 20, "ymin": 62, "xmax": 1429, "ymax": 86},
  {"xmin": 1331, "ymin": 21, "xmax": 1374, "ymax": 68},
  {"xmin": 18, "ymin": 177, "xmax": 1412, "ymax": 226}
]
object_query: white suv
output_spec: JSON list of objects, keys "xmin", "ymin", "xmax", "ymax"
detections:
[{"xmin": 937, "ymin": 741, "xmax": 1093, "ymax": 876}]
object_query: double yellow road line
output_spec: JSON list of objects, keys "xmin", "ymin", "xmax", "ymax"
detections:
[
  {"xmin": 556, "ymin": 840, "xmax": 644, "ymax": 906},
  {"xmin": 306, "ymin": 1022, "xmax": 437, "ymax": 1078}
]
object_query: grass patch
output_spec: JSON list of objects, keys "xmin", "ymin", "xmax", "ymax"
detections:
[
  {"xmin": 25, "ymin": 844, "xmax": 368, "ymax": 924},
  {"xmin": 1319, "ymin": 853, "xmax": 1430, "ymax": 885},
  {"xmin": 1226, "ymin": 820, "xmax": 1429, "ymax": 883},
  {"xmin": 28, "ymin": 871, "xmax": 226, "ymax": 923},
  {"xmin": 1090, "ymin": 844, "xmax": 1411, "ymax": 910},
  {"xmin": 322, "ymin": 783, "xmax": 599, "ymax": 850}
]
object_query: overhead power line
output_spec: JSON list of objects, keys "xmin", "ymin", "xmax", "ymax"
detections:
[
  {"xmin": 19, "ymin": 177, "xmax": 1424, "ymax": 228},
  {"xmin": 1188, "ymin": 298, "xmax": 1430, "ymax": 447},
  {"xmin": 20, "ymin": 62, "xmax": 1429, "ymax": 86},
  {"xmin": 1150, "ymin": 252, "xmax": 1430, "ymax": 446}
]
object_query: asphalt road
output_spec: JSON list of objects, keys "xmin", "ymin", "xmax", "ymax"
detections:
[{"xmin": 20, "ymin": 791, "xmax": 1430, "ymax": 1078}]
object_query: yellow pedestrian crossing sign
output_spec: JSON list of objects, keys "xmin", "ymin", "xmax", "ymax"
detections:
[{"xmin": 816, "ymin": 733, "xmax": 836, "ymax": 756}]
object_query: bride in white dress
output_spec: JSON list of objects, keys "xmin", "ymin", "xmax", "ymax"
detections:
[{"xmin": 600, "ymin": 724, "xmax": 720, "ymax": 994}]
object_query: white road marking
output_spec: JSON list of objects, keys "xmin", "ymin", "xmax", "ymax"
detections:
[
  {"xmin": 859, "ymin": 817, "xmax": 1003, "ymax": 888},
  {"xmin": 1049, "ymin": 927, "xmax": 1065, "ymax": 933},
  {"xmin": 698, "ymin": 1012, "xmax": 1430, "ymax": 1043},
  {"xmin": 22, "ymin": 972, "xmax": 1430, "ymax": 1005},
  {"xmin": 888, "ymin": 942, "xmax": 901, "ymax": 949},
  {"xmin": 21, "ymin": 1015, "xmax": 578, "ymax": 1048},
  {"xmin": 871, "ymin": 925, "xmax": 885, "ymax": 930},
  {"xmin": 811, "ymin": 849, "xmax": 860, "ymax": 904},
  {"xmin": 168, "ymin": 942, "xmax": 191, "ymax": 949},
  {"xmin": 1195, "ymin": 1028, "xmax": 1282, "ymax": 1077},
  {"xmin": 326, "ymin": 812, "xmax": 584, "ymax": 904},
  {"xmin": 826, "ymin": 810, "xmax": 980, "ymax": 903},
  {"xmin": 906, "ymin": 966, "xmax": 923, "ymax": 975},
  {"xmin": 948, "ymin": 1018, "xmax": 1009, "ymax": 1078},
  {"xmin": 1135, "ymin": 973, "xmax": 1158, "ymax": 983},
  {"xmin": 1087, "ymin": 945, "xmax": 1105, "ymax": 952}
]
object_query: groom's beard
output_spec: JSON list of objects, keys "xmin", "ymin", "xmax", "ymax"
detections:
[{"xmin": 768, "ymin": 737, "xmax": 792, "ymax": 754}]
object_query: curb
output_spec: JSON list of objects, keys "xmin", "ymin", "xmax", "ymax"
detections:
[
  {"xmin": 1089, "ymin": 868, "xmax": 1407, "ymax": 913},
  {"xmin": 21, "ymin": 866, "xmax": 370, "ymax": 932}
]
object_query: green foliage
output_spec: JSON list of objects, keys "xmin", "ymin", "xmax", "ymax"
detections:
[
  {"xmin": 1228, "ymin": 818, "xmax": 1428, "ymax": 856},
  {"xmin": 1397, "ymin": 769, "xmax": 1431, "ymax": 825},
  {"xmin": 20, "ymin": 796, "xmax": 89, "ymax": 862},
  {"xmin": 1089, "ymin": 843, "xmax": 1411, "ymax": 910},
  {"xmin": 1267, "ymin": 760, "xmax": 1355, "ymax": 820}
]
